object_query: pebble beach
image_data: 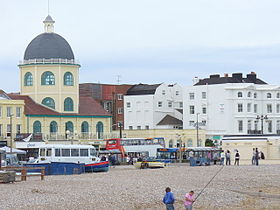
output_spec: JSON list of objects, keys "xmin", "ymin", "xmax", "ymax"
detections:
[{"xmin": 1, "ymin": 164, "xmax": 280, "ymax": 210}]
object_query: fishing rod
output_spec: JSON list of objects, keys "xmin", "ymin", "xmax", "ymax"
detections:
[{"xmin": 194, "ymin": 165, "xmax": 224, "ymax": 203}]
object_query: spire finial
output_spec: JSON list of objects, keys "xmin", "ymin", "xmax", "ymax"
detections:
[{"xmin": 48, "ymin": 0, "xmax": 50, "ymax": 15}]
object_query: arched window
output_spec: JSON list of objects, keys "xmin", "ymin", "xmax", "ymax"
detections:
[
  {"xmin": 41, "ymin": 71, "xmax": 55, "ymax": 85},
  {"xmin": 50, "ymin": 121, "xmax": 58, "ymax": 133},
  {"xmin": 65, "ymin": 121, "xmax": 74, "ymax": 133},
  {"xmin": 168, "ymin": 139, "xmax": 173, "ymax": 148},
  {"xmin": 267, "ymin": 93, "xmax": 272, "ymax": 98},
  {"xmin": 247, "ymin": 92, "xmax": 251, "ymax": 97},
  {"xmin": 33, "ymin": 121, "xmax": 41, "ymax": 133},
  {"xmin": 42, "ymin": 97, "xmax": 55, "ymax": 109},
  {"xmin": 237, "ymin": 92, "xmax": 242, "ymax": 98},
  {"xmin": 64, "ymin": 97, "xmax": 74, "ymax": 111},
  {"xmin": 81, "ymin": 121, "xmax": 89, "ymax": 133},
  {"xmin": 254, "ymin": 93, "xmax": 257, "ymax": 98},
  {"xmin": 277, "ymin": 92, "xmax": 280, "ymax": 98},
  {"xmin": 187, "ymin": 139, "xmax": 193, "ymax": 147},
  {"xmin": 64, "ymin": 72, "xmax": 74, "ymax": 86},
  {"xmin": 96, "ymin": 121, "xmax": 104, "ymax": 139},
  {"xmin": 24, "ymin": 72, "xmax": 33, "ymax": 86}
]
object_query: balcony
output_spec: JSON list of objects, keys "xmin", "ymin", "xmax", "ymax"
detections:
[
  {"xmin": 19, "ymin": 58, "xmax": 80, "ymax": 66},
  {"xmin": 247, "ymin": 130, "xmax": 261, "ymax": 134}
]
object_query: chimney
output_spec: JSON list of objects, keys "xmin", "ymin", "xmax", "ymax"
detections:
[
  {"xmin": 247, "ymin": 72, "xmax": 257, "ymax": 83},
  {"xmin": 192, "ymin": 77, "xmax": 200, "ymax": 85},
  {"xmin": 232, "ymin": 73, "xmax": 243, "ymax": 81},
  {"xmin": 209, "ymin": 74, "xmax": 220, "ymax": 79}
]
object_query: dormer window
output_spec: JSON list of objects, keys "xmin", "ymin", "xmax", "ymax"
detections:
[{"xmin": 237, "ymin": 92, "xmax": 243, "ymax": 98}]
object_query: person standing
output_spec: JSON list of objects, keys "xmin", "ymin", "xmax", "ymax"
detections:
[
  {"xmin": 234, "ymin": 150, "xmax": 240, "ymax": 166},
  {"xmin": 213, "ymin": 152, "xmax": 218, "ymax": 165},
  {"xmin": 189, "ymin": 150, "xmax": 194, "ymax": 166},
  {"xmin": 255, "ymin": 148, "xmax": 259, "ymax": 166},
  {"xmin": 162, "ymin": 187, "xmax": 175, "ymax": 210},
  {"xmin": 220, "ymin": 150, "xmax": 225, "ymax": 165},
  {"xmin": 252, "ymin": 148, "xmax": 256, "ymax": 165},
  {"xmin": 225, "ymin": 150, "xmax": 231, "ymax": 165},
  {"xmin": 184, "ymin": 190, "xmax": 195, "ymax": 210}
]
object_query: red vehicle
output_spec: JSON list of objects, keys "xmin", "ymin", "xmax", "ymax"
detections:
[{"xmin": 105, "ymin": 138, "xmax": 165, "ymax": 158}]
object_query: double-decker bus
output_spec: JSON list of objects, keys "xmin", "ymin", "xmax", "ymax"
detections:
[{"xmin": 105, "ymin": 138, "xmax": 165, "ymax": 158}]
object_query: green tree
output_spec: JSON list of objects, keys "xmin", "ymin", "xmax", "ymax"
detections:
[{"xmin": 205, "ymin": 139, "xmax": 215, "ymax": 147}]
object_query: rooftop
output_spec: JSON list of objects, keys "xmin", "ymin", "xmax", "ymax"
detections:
[
  {"xmin": 194, "ymin": 72, "xmax": 267, "ymax": 86},
  {"xmin": 126, "ymin": 84, "xmax": 161, "ymax": 95}
]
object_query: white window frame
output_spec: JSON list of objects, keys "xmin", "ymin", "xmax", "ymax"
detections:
[
  {"xmin": 190, "ymin": 106, "xmax": 195, "ymax": 114},
  {"xmin": 168, "ymin": 101, "xmax": 172, "ymax": 108},
  {"xmin": 202, "ymin": 92, "xmax": 206, "ymax": 99},
  {"xmin": 16, "ymin": 107, "xmax": 21, "ymax": 118},
  {"xmin": 238, "ymin": 103, "xmax": 243, "ymax": 112},
  {"xmin": 126, "ymin": 102, "xmax": 131, "ymax": 108},
  {"xmin": 158, "ymin": 101, "xmax": 162, "ymax": 107},
  {"xmin": 267, "ymin": 104, "xmax": 272, "ymax": 113},
  {"xmin": 117, "ymin": 94, "xmax": 123, "ymax": 100},
  {"xmin": 189, "ymin": 93, "xmax": 195, "ymax": 100}
]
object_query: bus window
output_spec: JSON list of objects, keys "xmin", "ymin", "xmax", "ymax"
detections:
[
  {"xmin": 46, "ymin": 149, "xmax": 52, "ymax": 157},
  {"xmin": 62, "ymin": 149, "xmax": 70, "ymax": 157},
  {"xmin": 108, "ymin": 140, "xmax": 117, "ymax": 145},
  {"xmin": 80, "ymin": 149, "xmax": 89, "ymax": 157},
  {"xmin": 55, "ymin": 149, "xmax": 61, "ymax": 157},
  {"xmin": 40, "ymin": 148, "xmax": 46, "ymax": 156},
  {"xmin": 146, "ymin": 139, "xmax": 152, "ymax": 144},
  {"xmin": 71, "ymin": 149, "xmax": 79, "ymax": 157},
  {"xmin": 90, "ymin": 149, "xmax": 96, "ymax": 156}
]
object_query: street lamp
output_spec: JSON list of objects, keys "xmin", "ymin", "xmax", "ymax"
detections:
[
  {"xmin": 196, "ymin": 113, "xmax": 200, "ymax": 147},
  {"xmin": 176, "ymin": 133, "xmax": 184, "ymax": 163},
  {"xmin": 118, "ymin": 122, "xmax": 122, "ymax": 138},
  {"xmin": 256, "ymin": 115, "xmax": 268, "ymax": 134},
  {"xmin": 9, "ymin": 114, "xmax": 13, "ymax": 153}
]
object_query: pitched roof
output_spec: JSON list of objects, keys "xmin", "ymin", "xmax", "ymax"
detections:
[
  {"xmin": 0, "ymin": 90, "xmax": 10, "ymax": 99},
  {"xmin": 157, "ymin": 115, "xmax": 183, "ymax": 126},
  {"xmin": 126, "ymin": 84, "xmax": 161, "ymax": 95},
  {"xmin": 8, "ymin": 94, "xmax": 111, "ymax": 117}
]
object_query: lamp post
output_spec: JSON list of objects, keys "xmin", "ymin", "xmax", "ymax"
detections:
[
  {"xmin": 256, "ymin": 115, "xmax": 268, "ymax": 134},
  {"xmin": 9, "ymin": 114, "xmax": 13, "ymax": 153},
  {"xmin": 118, "ymin": 122, "xmax": 122, "ymax": 138},
  {"xmin": 196, "ymin": 113, "xmax": 200, "ymax": 147},
  {"xmin": 176, "ymin": 133, "xmax": 183, "ymax": 163}
]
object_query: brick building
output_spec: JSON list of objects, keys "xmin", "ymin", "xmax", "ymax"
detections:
[{"xmin": 80, "ymin": 83, "xmax": 133, "ymax": 130}]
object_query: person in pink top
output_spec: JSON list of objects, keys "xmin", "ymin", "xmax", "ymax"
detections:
[{"xmin": 184, "ymin": 190, "xmax": 194, "ymax": 210}]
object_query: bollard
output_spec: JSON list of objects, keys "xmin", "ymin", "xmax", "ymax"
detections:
[{"xmin": 21, "ymin": 169, "xmax": 27, "ymax": 181}]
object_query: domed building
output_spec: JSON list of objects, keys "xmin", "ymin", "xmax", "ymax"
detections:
[{"xmin": 6, "ymin": 15, "xmax": 111, "ymax": 149}]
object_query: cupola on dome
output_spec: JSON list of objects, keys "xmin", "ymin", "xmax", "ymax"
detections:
[{"xmin": 23, "ymin": 15, "xmax": 74, "ymax": 61}]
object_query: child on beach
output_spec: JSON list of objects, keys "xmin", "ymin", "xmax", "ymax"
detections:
[
  {"xmin": 162, "ymin": 187, "xmax": 175, "ymax": 210},
  {"xmin": 184, "ymin": 191, "xmax": 194, "ymax": 210}
]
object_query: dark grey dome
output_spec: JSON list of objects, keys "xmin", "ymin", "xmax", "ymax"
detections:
[{"xmin": 24, "ymin": 33, "xmax": 74, "ymax": 60}]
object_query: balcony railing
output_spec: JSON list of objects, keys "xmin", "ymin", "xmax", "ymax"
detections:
[
  {"xmin": 247, "ymin": 130, "xmax": 262, "ymax": 134},
  {"xmin": 19, "ymin": 58, "xmax": 80, "ymax": 65}
]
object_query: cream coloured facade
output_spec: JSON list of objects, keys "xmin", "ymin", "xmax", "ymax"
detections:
[
  {"xmin": 222, "ymin": 135, "xmax": 280, "ymax": 160},
  {"xmin": 0, "ymin": 15, "xmax": 112, "ymax": 152},
  {"xmin": 0, "ymin": 96, "xmax": 25, "ymax": 147},
  {"xmin": 20, "ymin": 64, "xmax": 80, "ymax": 113},
  {"xmin": 121, "ymin": 129, "xmax": 206, "ymax": 148}
]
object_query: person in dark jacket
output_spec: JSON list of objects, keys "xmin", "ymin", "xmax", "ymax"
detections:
[
  {"xmin": 163, "ymin": 187, "xmax": 175, "ymax": 210},
  {"xmin": 234, "ymin": 150, "xmax": 240, "ymax": 166}
]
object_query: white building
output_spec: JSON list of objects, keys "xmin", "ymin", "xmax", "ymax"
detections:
[
  {"xmin": 183, "ymin": 72, "xmax": 280, "ymax": 140},
  {"xmin": 124, "ymin": 83, "xmax": 183, "ymax": 130}
]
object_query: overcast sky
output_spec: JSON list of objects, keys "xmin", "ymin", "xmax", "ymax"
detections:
[{"xmin": 1, "ymin": 0, "xmax": 280, "ymax": 92}]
